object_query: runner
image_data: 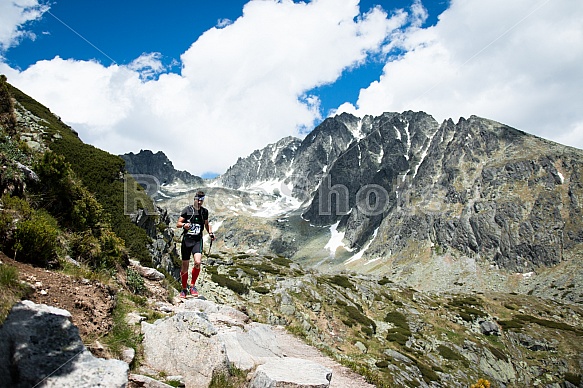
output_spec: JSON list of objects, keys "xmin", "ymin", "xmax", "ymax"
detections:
[{"xmin": 176, "ymin": 191, "xmax": 215, "ymax": 298}]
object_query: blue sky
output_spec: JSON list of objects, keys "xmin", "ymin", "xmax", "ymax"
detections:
[{"xmin": 1, "ymin": 0, "xmax": 582, "ymax": 177}]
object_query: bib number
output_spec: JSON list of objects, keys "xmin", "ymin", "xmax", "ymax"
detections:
[{"xmin": 187, "ymin": 224, "xmax": 201, "ymax": 236}]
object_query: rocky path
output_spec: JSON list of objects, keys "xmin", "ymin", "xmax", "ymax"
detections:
[
  {"xmin": 270, "ymin": 326, "xmax": 375, "ymax": 388},
  {"xmin": 3, "ymin": 254, "xmax": 376, "ymax": 387}
]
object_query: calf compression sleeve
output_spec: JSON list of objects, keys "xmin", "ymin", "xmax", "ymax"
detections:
[
  {"xmin": 180, "ymin": 271, "xmax": 188, "ymax": 289},
  {"xmin": 191, "ymin": 267, "xmax": 201, "ymax": 285}
]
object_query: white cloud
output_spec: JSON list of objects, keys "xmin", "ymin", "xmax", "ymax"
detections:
[
  {"xmin": 128, "ymin": 52, "xmax": 167, "ymax": 81},
  {"xmin": 1, "ymin": 0, "xmax": 404, "ymax": 175},
  {"xmin": 338, "ymin": 0, "xmax": 583, "ymax": 150},
  {"xmin": 0, "ymin": 0, "xmax": 48, "ymax": 53}
]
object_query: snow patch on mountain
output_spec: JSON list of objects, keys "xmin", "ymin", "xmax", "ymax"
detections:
[
  {"xmin": 345, "ymin": 227, "xmax": 378, "ymax": 264},
  {"xmin": 324, "ymin": 222, "xmax": 352, "ymax": 257}
]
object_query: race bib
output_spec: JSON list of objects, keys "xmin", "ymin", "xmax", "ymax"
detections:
[{"xmin": 186, "ymin": 223, "xmax": 201, "ymax": 236}]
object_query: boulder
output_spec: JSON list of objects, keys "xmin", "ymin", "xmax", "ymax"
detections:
[
  {"xmin": 129, "ymin": 373, "xmax": 176, "ymax": 387},
  {"xmin": 479, "ymin": 320, "xmax": 500, "ymax": 336},
  {"xmin": 250, "ymin": 357, "xmax": 332, "ymax": 388},
  {"xmin": 176, "ymin": 299, "xmax": 282, "ymax": 370},
  {"xmin": 219, "ymin": 323, "xmax": 283, "ymax": 370},
  {"xmin": 130, "ymin": 259, "xmax": 165, "ymax": 281},
  {"xmin": 141, "ymin": 311, "xmax": 229, "ymax": 388},
  {"xmin": 0, "ymin": 300, "xmax": 128, "ymax": 388}
]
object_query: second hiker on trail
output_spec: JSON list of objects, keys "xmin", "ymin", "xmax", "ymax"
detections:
[{"xmin": 176, "ymin": 190, "xmax": 215, "ymax": 298}]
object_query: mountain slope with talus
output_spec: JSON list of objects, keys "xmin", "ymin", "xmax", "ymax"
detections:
[
  {"xmin": 4, "ymin": 77, "xmax": 581, "ymax": 388},
  {"xmin": 212, "ymin": 111, "xmax": 583, "ymax": 304}
]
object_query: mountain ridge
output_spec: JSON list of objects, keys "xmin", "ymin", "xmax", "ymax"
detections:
[
  {"xmin": 120, "ymin": 149, "xmax": 204, "ymax": 190},
  {"xmin": 2, "ymin": 76, "xmax": 583, "ymax": 388},
  {"xmin": 198, "ymin": 110, "xmax": 583, "ymax": 304}
]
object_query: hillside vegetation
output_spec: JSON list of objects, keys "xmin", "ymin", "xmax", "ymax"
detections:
[{"xmin": 0, "ymin": 76, "xmax": 161, "ymax": 321}]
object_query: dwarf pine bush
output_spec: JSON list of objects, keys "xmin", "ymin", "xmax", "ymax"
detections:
[{"xmin": 13, "ymin": 209, "xmax": 61, "ymax": 266}]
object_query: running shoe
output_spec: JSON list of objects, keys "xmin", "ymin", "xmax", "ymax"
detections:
[
  {"xmin": 189, "ymin": 285, "xmax": 199, "ymax": 297},
  {"xmin": 179, "ymin": 289, "xmax": 187, "ymax": 298}
]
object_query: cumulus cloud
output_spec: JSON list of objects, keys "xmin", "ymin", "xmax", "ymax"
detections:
[
  {"xmin": 128, "ymin": 52, "xmax": 168, "ymax": 81},
  {"xmin": 1, "ymin": 0, "xmax": 404, "ymax": 175},
  {"xmin": 0, "ymin": 0, "xmax": 49, "ymax": 53},
  {"xmin": 337, "ymin": 0, "xmax": 583, "ymax": 150}
]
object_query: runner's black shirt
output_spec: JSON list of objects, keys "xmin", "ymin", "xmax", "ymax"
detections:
[{"xmin": 180, "ymin": 205, "xmax": 208, "ymax": 241}]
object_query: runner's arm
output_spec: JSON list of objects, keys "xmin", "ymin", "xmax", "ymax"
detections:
[
  {"xmin": 177, "ymin": 216, "xmax": 191, "ymax": 230},
  {"xmin": 204, "ymin": 220, "xmax": 215, "ymax": 240}
]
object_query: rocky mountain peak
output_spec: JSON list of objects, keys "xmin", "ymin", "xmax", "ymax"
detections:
[
  {"xmin": 206, "ymin": 110, "xmax": 583, "ymax": 301},
  {"xmin": 120, "ymin": 149, "xmax": 204, "ymax": 188}
]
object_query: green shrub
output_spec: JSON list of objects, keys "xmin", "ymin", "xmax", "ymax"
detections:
[
  {"xmin": 497, "ymin": 314, "xmax": 583, "ymax": 335},
  {"xmin": 252, "ymin": 286, "xmax": 270, "ymax": 294},
  {"xmin": 254, "ymin": 263, "xmax": 280, "ymax": 275},
  {"xmin": 272, "ymin": 256, "xmax": 292, "ymax": 267},
  {"xmin": 328, "ymin": 274, "xmax": 355, "ymax": 290},
  {"xmin": 211, "ymin": 273, "xmax": 248, "ymax": 295},
  {"xmin": 0, "ymin": 263, "xmax": 19, "ymax": 287},
  {"xmin": 385, "ymin": 311, "xmax": 411, "ymax": 346},
  {"xmin": 449, "ymin": 296, "xmax": 482, "ymax": 308},
  {"xmin": 69, "ymin": 229, "xmax": 127, "ymax": 270},
  {"xmin": 342, "ymin": 318, "xmax": 354, "ymax": 327},
  {"xmin": 387, "ymin": 330, "xmax": 409, "ymax": 346},
  {"xmin": 13, "ymin": 209, "xmax": 61, "ymax": 265},
  {"xmin": 461, "ymin": 307, "xmax": 487, "ymax": 321},
  {"xmin": 345, "ymin": 305, "xmax": 376, "ymax": 333},
  {"xmin": 437, "ymin": 345, "xmax": 464, "ymax": 361},
  {"xmin": 417, "ymin": 362, "xmax": 439, "ymax": 383},
  {"xmin": 237, "ymin": 264, "xmax": 259, "ymax": 277},
  {"xmin": 233, "ymin": 253, "xmax": 250, "ymax": 259},
  {"xmin": 448, "ymin": 296, "xmax": 487, "ymax": 321},
  {"xmin": 497, "ymin": 318, "xmax": 524, "ymax": 330},
  {"xmin": 378, "ymin": 276, "xmax": 392, "ymax": 285},
  {"xmin": 0, "ymin": 263, "xmax": 31, "ymax": 324},
  {"xmin": 69, "ymin": 231, "xmax": 101, "ymax": 264},
  {"xmin": 384, "ymin": 311, "xmax": 409, "ymax": 330},
  {"xmin": 71, "ymin": 186, "xmax": 106, "ymax": 232},
  {"xmin": 126, "ymin": 268, "xmax": 146, "ymax": 295},
  {"xmin": 565, "ymin": 373, "xmax": 581, "ymax": 386},
  {"xmin": 1, "ymin": 194, "xmax": 33, "ymax": 218},
  {"xmin": 97, "ymin": 229, "xmax": 128, "ymax": 268}
]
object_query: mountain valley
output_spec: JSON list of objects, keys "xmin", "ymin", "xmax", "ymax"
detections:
[{"xmin": 1, "ymin": 77, "xmax": 582, "ymax": 387}]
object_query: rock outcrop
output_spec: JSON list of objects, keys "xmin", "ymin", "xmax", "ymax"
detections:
[
  {"xmin": 0, "ymin": 300, "xmax": 128, "ymax": 388},
  {"xmin": 250, "ymin": 358, "xmax": 332, "ymax": 388},
  {"xmin": 140, "ymin": 298, "xmax": 342, "ymax": 388},
  {"xmin": 209, "ymin": 111, "xmax": 583, "ymax": 298}
]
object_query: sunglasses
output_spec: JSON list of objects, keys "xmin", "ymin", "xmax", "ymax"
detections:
[{"xmin": 195, "ymin": 196, "xmax": 205, "ymax": 201}]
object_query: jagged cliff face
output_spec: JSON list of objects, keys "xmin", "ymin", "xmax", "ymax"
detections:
[
  {"xmin": 218, "ymin": 136, "xmax": 301, "ymax": 190},
  {"xmin": 213, "ymin": 111, "xmax": 583, "ymax": 298},
  {"xmin": 121, "ymin": 149, "xmax": 204, "ymax": 187},
  {"xmin": 309, "ymin": 114, "xmax": 583, "ymax": 273}
]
